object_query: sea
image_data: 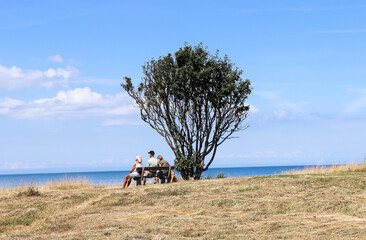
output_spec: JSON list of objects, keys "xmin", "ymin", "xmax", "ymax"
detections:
[{"xmin": 0, "ymin": 165, "xmax": 310, "ymax": 188}]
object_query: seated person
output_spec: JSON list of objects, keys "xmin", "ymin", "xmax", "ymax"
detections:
[
  {"xmin": 143, "ymin": 150, "xmax": 159, "ymax": 185},
  {"xmin": 122, "ymin": 155, "xmax": 143, "ymax": 188},
  {"xmin": 157, "ymin": 155, "xmax": 170, "ymax": 183}
]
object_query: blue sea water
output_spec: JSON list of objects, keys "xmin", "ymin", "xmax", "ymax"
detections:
[{"xmin": 0, "ymin": 165, "xmax": 309, "ymax": 188}]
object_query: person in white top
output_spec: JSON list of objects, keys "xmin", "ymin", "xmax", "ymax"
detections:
[
  {"xmin": 143, "ymin": 150, "xmax": 159, "ymax": 185},
  {"xmin": 122, "ymin": 155, "xmax": 143, "ymax": 188}
]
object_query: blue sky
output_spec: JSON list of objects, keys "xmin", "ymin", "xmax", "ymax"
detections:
[{"xmin": 0, "ymin": 0, "xmax": 365, "ymax": 174}]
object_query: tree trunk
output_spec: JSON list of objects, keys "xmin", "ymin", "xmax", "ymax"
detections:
[
  {"xmin": 180, "ymin": 171, "xmax": 190, "ymax": 180},
  {"xmin": 193, "ymin": 168, "xmax": 203, "ymax": 180}
]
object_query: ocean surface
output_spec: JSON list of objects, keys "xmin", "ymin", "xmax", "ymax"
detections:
[{"xmin": 0, "ymin": 165, "xmax": 310, "ymax": 188}]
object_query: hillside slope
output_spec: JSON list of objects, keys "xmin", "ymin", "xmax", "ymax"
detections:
[{"xmin": 1, "ymin": 173, "xmax": 366, "ymax": 239}]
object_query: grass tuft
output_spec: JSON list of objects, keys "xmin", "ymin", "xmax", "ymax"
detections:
[{"xmin": 1, "ymin": 211, "xmax": 39, "ymax": 226}]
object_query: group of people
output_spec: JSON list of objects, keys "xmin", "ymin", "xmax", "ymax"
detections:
[{"xmin": 122, "ymin": 150, "xmax": 172, "ymax": 188}]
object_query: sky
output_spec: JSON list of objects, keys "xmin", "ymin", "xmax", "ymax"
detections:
[{"xmin": 0, "ymin": 0, "xmax": 365, "ymax": 174}]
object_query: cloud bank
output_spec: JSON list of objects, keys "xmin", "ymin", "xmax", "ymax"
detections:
[
  {"xmin": 0, "ymin": 64, "xmax": 78, "ymax": 90},
  {"xmin": 0, "ymin": 87, "xmax": 138, "ymax": 121}
]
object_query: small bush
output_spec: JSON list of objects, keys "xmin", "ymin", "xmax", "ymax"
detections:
[
  {"xmin": 205, "ymin": 175, "xmax": 212, "ymax": 179},
  {"xmin": 215, "ymin": 173, "xmax": 227, "ymax": 179},
  {"xmin": 17, "ymin": 186, "xmax": 41, "ymax": 197}
]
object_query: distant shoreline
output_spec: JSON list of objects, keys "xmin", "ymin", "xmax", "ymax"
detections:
[
  {"xmin": 0, "ymin": 164, "xmax": 344, "ymax": 188},
  {"xmin": 0, "ymin": 164, "xmax": 332, "ymax": 176}
]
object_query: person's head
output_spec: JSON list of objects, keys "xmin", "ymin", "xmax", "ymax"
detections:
[
  {"xmin": 157, "ymin": 155, "xmax": 163, "ymax": 161},
  {"xmin": 148, "ymin": 150, "xmax": 155, "ymax": 157},
  {"xmin": 136, "ymin": 155, "xmax": 142, "ymax": 163}
]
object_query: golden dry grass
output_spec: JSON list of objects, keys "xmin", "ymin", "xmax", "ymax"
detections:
[
  {"xmin": 42, "ymin": 175, "xmax": 92, "ymax": 190},
  {"xmin": 1, "ymin": 172, "xmax": 366, "ymax": 239},
  {"xmin": 284, "ymin": 162, "xmax": 366, "ymax": 174},
  {"xmin": 0, "ymin": 176, "xmax": 92, "ymax": 194}
]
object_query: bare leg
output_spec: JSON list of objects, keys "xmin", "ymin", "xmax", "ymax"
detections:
[
  {"xmin": 126, "ymin": 178, "xmax": 132, "ymax": 187},
  {"xmin": 123, "ymin": 174, "xmax": 131, "ymax": 188},
  {"xmin": 122, "ymin": 174, "xmax": 131, "ymax": 188},
  {"xmin": 143, "ymin": 177, "xmax": 146, "ymax": 185}
]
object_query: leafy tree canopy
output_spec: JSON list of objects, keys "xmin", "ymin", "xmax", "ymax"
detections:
[{"xmin": 122, "ymin": 43, "xmax": 252, "ymax": 180}]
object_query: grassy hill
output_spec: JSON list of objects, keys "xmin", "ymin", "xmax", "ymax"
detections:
[{"xmin": 1, "ymin": 171, "xmax": 366, "ymax": 239}]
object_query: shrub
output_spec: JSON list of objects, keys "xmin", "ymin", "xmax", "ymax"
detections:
[
  {"xmin": 17, "ymin": 186, "xmax": 41, "ymax": 197},
  {"xmin": 215, "ymin": 173, "xmax": 227, "ymax": 179}
]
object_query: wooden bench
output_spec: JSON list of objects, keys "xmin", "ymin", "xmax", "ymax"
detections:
[{"xmin": 134, "ymin": 166, "xmax": 175, "ymax": 186}]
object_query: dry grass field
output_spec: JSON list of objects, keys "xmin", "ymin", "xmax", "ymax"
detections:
[
  {"xmin": 1, "ymin": 170, "xmax": 366, "ymax": 239},
  {"xmin": 285, "ymin": 162, "xmax": 366, "ymax": 175}
]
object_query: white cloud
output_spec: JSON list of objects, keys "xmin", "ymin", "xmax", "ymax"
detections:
[
  {"xmin": 249, "ymin": 104, "xmax": 260, "ymax": 113},
  {"xmin": 0, "ymin": 87, "xmax": 138, "ymax": 120},
  {"xmin": 254, "ymin": 90, "xmax": 308, "ymax": 121},
  {"xmin": 274, "ymin": 109, "xmax": 288, "ymax": 119},
  {"xmin": 344, "ymin": 88, "xmax": 366, "ymax": 114},
  {"xmin": 283, "ymin": 150, "xmax": 304, "ymax": 158},
  {"xmin": 1, "ymin": 161, "xmax": 46, "ymax": 170},
  {"xmin": 68, "ymin": 59, "xmax": 83, "ymax": 65},
  {"xmin": 1, "ymin": 161, "xmax": 24, "ymax": 170},
  {"xmin": 48, "ymin": 54, "xmax": 63, "ymax": 62},
  {"xmin": 0, "ymin": 64, "xmax": 78, "ymax": 90},
  {"xmin": 345, "ymin": 96, "xmax": 366, "ymax": 114},
  {"xmin": 0, "ymin": 97, "xmax": 23, "ymax": 114}
]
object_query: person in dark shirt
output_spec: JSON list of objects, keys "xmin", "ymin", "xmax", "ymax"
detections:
[{"xmin": 157, "ymin": 155, "xmax": 170, "ymax": 183}]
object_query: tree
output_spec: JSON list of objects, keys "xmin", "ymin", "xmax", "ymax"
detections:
[{"xmin": 121, "ymin": 43, "xmax": 252, "ymax": 180}]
